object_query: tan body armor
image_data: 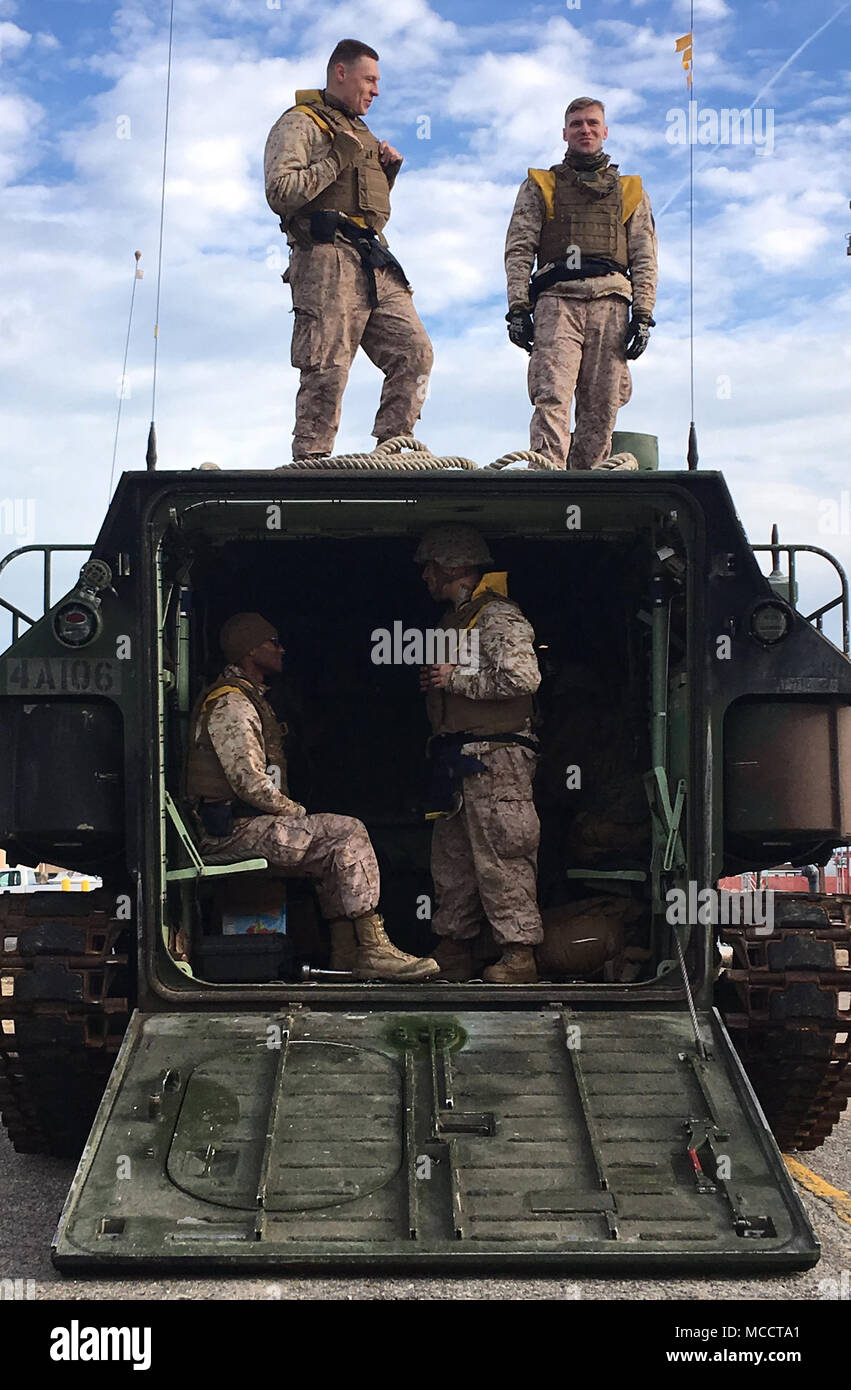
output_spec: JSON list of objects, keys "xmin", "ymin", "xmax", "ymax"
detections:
[
  {"xmin": 427, "ymin": 591, "xmax": 533, "ymax": 737},
  {"xmin": 535, "ymin": 161, "xmax": 630, "ymax": 271},
  {"xmin": 185, "ymin": 671, "xmax": 288, "ymax": 802},
  {"xmin": 287, "ymin": 90, "xmax": 391, "ymax": 235}
]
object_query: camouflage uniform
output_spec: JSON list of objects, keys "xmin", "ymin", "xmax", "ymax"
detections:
[
  {"xmin": 190, "ymin": 666, "xmax": 379, "ymax": 919},
  {"xmin": 428, "ymin": 593, "xmax": 544, "ymax": 947},
  {"xmin": 265, "ymin": 100, "xmax": 433, "ymax": 458},
  {"xmin": 504, "ymin": 170, "xmax": 658, "ymax": 470}
]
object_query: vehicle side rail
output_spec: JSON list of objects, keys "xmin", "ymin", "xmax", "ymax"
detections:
[
  {"xmin": 752, "ymin": 541, "xmax": 849, "ymax": 653},
  {"xmin": 0, "ymin": 544, "xmax": 92, "ymax": 646}
]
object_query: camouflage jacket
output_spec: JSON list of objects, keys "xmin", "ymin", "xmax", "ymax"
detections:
[
  {"xmin": 204, "ymin": 665, "xmax": 305, "ymax": 817},
  {"xmin": 447, "ymin": 596, "xmax": 540, "ymax": 702},
  {"xmin": 264, "ymin": 97, "xmax": 400, "ymax": 246},
  {"xmin": 504, "ymin": 174, "xmax": 658, "ymax": 316},
  {"xmin": 435, "ymin": 594, "xmax": 539, "ymax": 747}
]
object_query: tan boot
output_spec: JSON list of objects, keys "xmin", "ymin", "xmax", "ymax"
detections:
[
  {"xmin": 352, "ymin": 913, "xmax": 439, "ymax": 982},
  {"xmin": 483, "ymin": 946, "xmax": 538, "ymax": 984},
  {"xmin": 328, "ymin": 919, "xmax": 358, "ymax": 972},
  {"xmin": 432, "ymin": 937, "xmax": 475, "ymax": 982}
]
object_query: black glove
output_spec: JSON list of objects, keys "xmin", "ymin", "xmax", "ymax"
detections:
[
  {"xmin": 506, "ymin": 307, "xmax": 534, "ymax": 353},
  {"xmin": 624, "ymin": 311, "xmax": 655, "ymax": 360}
]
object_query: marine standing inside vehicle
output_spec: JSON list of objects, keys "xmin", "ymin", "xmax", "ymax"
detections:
[
  {"xmin": 416, "ymin": 526, "xmax": 543, "ymax": 983},
  {"xmin": 264, "ymin": 39, "xmax": 434, "ymax": 461},
  {"xmin": 185, "ymin": 612, "xmax": 438, "ymax": 981},
  {"xmin": 504, "ymin": 97, "xmax": 658, "ymax": 470}
]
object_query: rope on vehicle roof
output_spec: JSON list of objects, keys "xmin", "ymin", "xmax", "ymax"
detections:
[
  {"xmin": 279, "ymin": 438, "xmax": 568, "ymax": 472},
  {"xmin": 485, "ymin": 450, "xmax": 559, "ymax": 470},
  {"xmin": 281, "ymin": 436, "xmax": 479, "ymax": 471}
]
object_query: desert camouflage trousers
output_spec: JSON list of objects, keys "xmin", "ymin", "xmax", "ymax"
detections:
[
  {"xmin": 431, "ymin": 744, "xmax": 543, "ymax": 947},
  {"xmin": 198, "ymin": 811, "xmax": 380, "ymax": 920},
  {"xmin": 528, "ymin": 294, "xmax": 632, "ymax": 470},
  {"xmin": 288, "ymin": 242, "xmax": 433, "ymax": 457}
]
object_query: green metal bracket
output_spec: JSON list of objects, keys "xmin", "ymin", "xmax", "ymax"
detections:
[
  {"xmin": 163, "ymin": 792, "xmax": 267, "ymax": 881},
  {"xmin": 664, "ymin": 778, "xmax": 687, "ymax": 872},
  {"xmin": 644, "ymin": 767, "xmax": 686, "ymax": 874}
]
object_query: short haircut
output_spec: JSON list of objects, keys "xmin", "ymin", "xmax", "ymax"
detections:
[
  {"xmin": 327, "ymin": 39, "xmax": 379, "ymax": 75},
  {"xmin": 565, "ymin": 96, "xmax": 606, "ymax": 122}
]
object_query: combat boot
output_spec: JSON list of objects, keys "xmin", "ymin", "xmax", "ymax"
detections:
[
  {"xmin": 483, "ymin": 946, "xmax": 538, "ymax": 984},
  {"xmin": 328, "ymin": 919, "xmax": 358, "ymax": 972},
  {"xmin": 352, "ymin": 913, "xmax": 439, "ymax": 982},
  {"xmin": 432, "ymin": 937, "xmax": 475, "ymax": 982}
]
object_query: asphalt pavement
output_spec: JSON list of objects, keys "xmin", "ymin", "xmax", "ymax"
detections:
[{"xmin": 1, "ymin": 1110, "xmax": 847, "ymax": 1302}]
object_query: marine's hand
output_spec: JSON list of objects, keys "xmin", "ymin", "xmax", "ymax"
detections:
[
  {"xmin": 506, "ymin": 307, "xmax": 534, "ymax": 353},
  {"xmin": 624, "ymin": 312, "xmax": 654, "ymax": 360},
  {"xmin": 378, "ymin": 140, "xmax": 403, "ymax": 169},
  {"xmin": 419, "ymin": 664, "xmax": 455, "ymax": 691}
]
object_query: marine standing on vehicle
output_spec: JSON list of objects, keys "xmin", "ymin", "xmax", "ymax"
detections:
[
  {"xmin": 504, "ymin": 96, "xmax": 658, "ymax": 470},
  {"xmin": 416, "ymin": 526, "xmax": 543, "ymax": 984},
  {"xmin": 264, "ymin": 39, "xmax": 434, "ymax": 461},
  {"xmin": 185, "ymin": 612, "xmax": 438, "ymax": 981}
]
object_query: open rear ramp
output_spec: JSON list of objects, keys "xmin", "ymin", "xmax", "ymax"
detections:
[{"xmin": 53, "ymin": 1007, "xmax": 818, "ymax": 1271}]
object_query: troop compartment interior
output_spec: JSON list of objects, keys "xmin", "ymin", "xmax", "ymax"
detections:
[{"xmin": 151, "ymin": 477, "xmax": 700, "ymax": 1001}]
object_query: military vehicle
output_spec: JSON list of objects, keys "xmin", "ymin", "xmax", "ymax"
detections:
[{"xmin": 1, "ymin": 435, "xmax": 849, "ymax": 1271}]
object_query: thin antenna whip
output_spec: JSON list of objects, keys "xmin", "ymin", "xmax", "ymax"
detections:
[
  {"xmin": 687, "ymin": 0, "xmax": 697, "ymax": 469},
  {"xmin": 147, "ymin": 0, "xmax": 176, "ymax": 470},
  {"xmin": 108, "ymin": 250, "xmax": 143, "ymax": 500}
]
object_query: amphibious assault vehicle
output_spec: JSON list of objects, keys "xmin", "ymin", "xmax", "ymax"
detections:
[{"xmin": 1, "ymin": 435, "xmax": 849, "ymax": 1271}]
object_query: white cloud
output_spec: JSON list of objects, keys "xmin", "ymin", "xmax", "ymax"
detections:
[
  {"xmin": 714, "ymin": 193, "xmax": 834, "ymax": 271},
  {"xmin": 672, "ymin": 0, "xmax": 732, "ymax": 19},
  {"xmin": 0, "ymin": 19, "xmax": 29, "ymax": 61},
  {"xmin": 0, "ymin": 91, "xmax": 43, "ymax": 183},
  {"xmin": 0, "ymin": 0, "xmax": 848, "ymax": 649}
]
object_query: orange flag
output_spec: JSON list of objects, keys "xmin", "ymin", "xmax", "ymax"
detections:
[{"xmin": 675, "ymin": 32, "xmax": 693, "ymax": 89}]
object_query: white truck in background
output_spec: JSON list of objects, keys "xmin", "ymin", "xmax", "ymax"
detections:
[{"xmin": 0, "ymin": 866, "xmax": 102, "ymax": 894}]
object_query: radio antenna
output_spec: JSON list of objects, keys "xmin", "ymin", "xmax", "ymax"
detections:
[
  {"xmin": 687, "ymin": 0, "xmax": 698, "ymax": 469},
  {"xmin": 147, "ymin": 0, "xmax": 176, "ymax": 471},
  {"xmin": 108, "ymin": 251, "xmax": 143, "ymax": 501}
]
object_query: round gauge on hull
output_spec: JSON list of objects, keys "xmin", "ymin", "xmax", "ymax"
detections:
[{"xmin": 54, "ymin": 600, "xmax": 102, "ymax": 648}]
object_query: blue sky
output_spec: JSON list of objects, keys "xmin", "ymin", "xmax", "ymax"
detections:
[{"xmin": 1, "ymin": 0, "xmax": 850, "ymax": 634}]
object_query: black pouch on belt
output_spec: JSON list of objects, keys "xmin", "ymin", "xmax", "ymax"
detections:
[
  {"xmin": 309, "ymin": 210, "xmax": 341, "ymax": 244},
  {"xmin": 199, "ymin": 800, "xmax": 234, "ymax": 838},
  {"xmin": 425, "ymin": 733, "xmax": 488, "ymax": 819}
]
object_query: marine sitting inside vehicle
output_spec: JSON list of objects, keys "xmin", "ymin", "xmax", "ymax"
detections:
[{"xmin": 184, "ymin": 611, "xmax": 438, "ymax": 982}]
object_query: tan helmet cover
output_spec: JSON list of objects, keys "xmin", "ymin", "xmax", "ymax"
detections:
[{"xmin": 414, "ymin": 524, "xmax": 494, "ymax": 570}]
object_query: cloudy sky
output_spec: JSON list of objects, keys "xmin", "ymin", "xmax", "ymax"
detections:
[{"xmin": 1, "ymin": 0, "xmax": 850, "ymax": 639}]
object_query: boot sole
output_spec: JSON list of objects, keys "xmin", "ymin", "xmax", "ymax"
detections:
[
  {"xmin": 352, "ymin": 960, "xmax": 441, "ymax": 982},
  {"xmin": 481, "ymin": 973, "xmax": 539, "ymax": 984}
]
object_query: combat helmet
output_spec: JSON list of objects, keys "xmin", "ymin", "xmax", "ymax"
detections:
[{"xmin": 414, "ymin": 524, "xmax": 493, "ymax": 569}]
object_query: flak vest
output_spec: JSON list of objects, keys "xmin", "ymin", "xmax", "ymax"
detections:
[
  {"xmin": 185, "ymin": 672, "xmax": 288, "ymax": 802},
  {"xmin": 426, "ymin": 591, "xmax": 533, "ymax": 737},
  {"xmin": 285, "ymin": 89, "xmax": 391, "ymax": 236},
  {"xmin": 529, "ymin": 161, "xmax": 643, "ymax": 271}
]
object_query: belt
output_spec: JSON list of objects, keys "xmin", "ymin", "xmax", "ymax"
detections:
[
  {"xmin": 530, "ymin": 255, "xmax": 628, "ymax": 305},
  {"xmin": 309, "ymin": 210, "xmax": 409, "ymax": 308},
  {"xmin": 424, "ymin": 731, "xmax": 539, "ymax": 820},
  {"xmin": 197, "ymin": 797, "xmax": 265, "ymax": 838},
  {"xmin": 427, "ymin": 731, "xmax": 540, "ymax": 756}
]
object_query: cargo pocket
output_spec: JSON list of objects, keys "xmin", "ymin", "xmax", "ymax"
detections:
[
  {"xmin": 290, "ymin": 307, "xmax": 321, "ymax": 370},
  {"xmin": 490, "ymin": 797, "xmax": 540, "ymax": 859}
]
